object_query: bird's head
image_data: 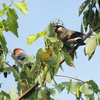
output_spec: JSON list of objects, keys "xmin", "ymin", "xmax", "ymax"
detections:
[
  {"xmin": 13, "ymin": 48, "xmax": 24, "ymax": 55},
  {"xmin": 53, "ymin": 25, "xmax": 64, "ymax": 32}
]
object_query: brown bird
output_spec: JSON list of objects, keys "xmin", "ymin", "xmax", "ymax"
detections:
[{"xmin": 53, "ymin": 25, "xmax": 85, "ymax": 46}]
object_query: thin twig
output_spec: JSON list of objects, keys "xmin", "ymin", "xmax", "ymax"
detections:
[
  {"xmin": 4, "ymin": 61, "xmax": 12, "ymax": 67},
  {"xmin": 56, "ymin": 74, "xmax": 100, "ymax": 95},
  {"xmin": 56, "ymin": 75, "xmax": 85, "ymax": 83}
]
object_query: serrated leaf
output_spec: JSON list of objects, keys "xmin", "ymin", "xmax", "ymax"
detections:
[
  {"xmin": 46, "ymin": 87, "xmax": 56, "ymax": 98},
  {"xmin": 54, "ymin": 84, "xmax": 65, "ymax": 94},
  {"xmin": 20, "ymin": 70, "xmax": 27, "ymax": 79},
  {"xmin": 80, "ymin": 83, "xmax": 94, "ymax": 95},
  {"xmin": 85, "ymin": 36, "xmax": 97, "ymax": 58},
  {"xmin": 23, "ymin": 55, "xmax": 35, "ymax": 64},
  {"xmin": 12, "ymin": 67, "xmax": 20, "ymax": 81},
  {"xmin": 6, "ymin": 7, "xmax": 18, "ymax": 37},
  {"xmin": 14, "ymin": 1, "xmax": 28, "ymax": 15},
  {"xmin": 27, "ymin": 31, "xmax": 47, "ymax": 46},
  {"xmin": 0, "ymin": 31, "xmax": 7, "ymax": 53},
  {"xmin": 87, "ymin": 80, "xmax": 99, "ymax": 92},
  {"xmin": 10, "ymin": 87, "xmax": 18, "ymax": 100},
  {"xmin": 64, "ymin": 53, "xmax": 75, "ymax": 68},
  {"xmin": 0, "ymin": 9, "xmax": 5, "ymax": 17},
  {"xmin": 79, "ymin": 0, "xmax": 91, "ymax": 16}
]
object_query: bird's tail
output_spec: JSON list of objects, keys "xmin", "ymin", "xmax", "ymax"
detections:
[{"xmin": 76, "ymin": 39, "xmax": 85, "ymax": 45}]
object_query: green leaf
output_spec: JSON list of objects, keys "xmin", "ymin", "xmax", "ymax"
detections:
[
  {"xmin": 11, "ymin": 53, "xmax": 20, "ymax": 66},
  {"xmin": 14, "ymin": 1, "xmax": 28, "ymax": 15},
  {"xmin": 29, "ymin": 61, "xmax": 38, "ymax": 75},
  {"xmin": 36, "ymin": 47, "xmax": 46, "ymax": 62},
  {"xmin": 85, "ymin": 36, "xmax": 98, "ymax": 58},
  {"xmin": 44, "ymin": 23, "xmax": 55, "ymax": 37},
  {"xmin": 80, "ymin": 83, "xmax": 94, "ymax": 95},
  {"xmin": 46, "ymin": 72, "xmax": 51, "ymax": 83},
  {"xmin": 0, "ymin": 9, "xmax": 5, "ymax": 17},
  {"xmin": 64, "ymin": 53, "xmax": 75, "ymax": 68},
  {"xmin": 27, "ymin": 31, "xmax": 47, "ymax": 46},
  {"xmin": 23, "ymin": 55, "xmax": 35, "ymax": 64},
  {"xmin": 62, "ymin": 82, "xmax": 84, "ymax": 95},
  {"xmin": 55, "ymin": 50, "xmax": 60, "ymax": 75},
  {"xmin": 46, "ymin": 87, "xmax": 56, "ymax": 98},
  {"xmin": 45, "ymin": 53, "xmax": 57, "ymax": 66},
  {"xmin": 10, "ymin": 87, "xmax": 18, "ymax": 100},
  {"xmin": 81, "ymin": 22, "xmax": 84, "ymax": 33},
  {"xmin": 54, "ymin": 84, "xmax": 65, "ymax": 94},
  {"xmin": 79, "ymin": 0, "xmax": 91, "ymax": 16},
  {"xmin": 1, "ymin": 91, "xmax": 10, "ymax": 99},
  {"xmin": 20, "ymin": 70, "xmax": 27, "ymax": 80},
  {"xmin": 87, "ymin": 80, "xmax": 99, "ymax": 92},
  {"xmin": 6, "ymin": 7, "xmax": 18, "ymax": 37},
  {"xmin": 0, "ymin": 83, "xmax": 2, "ymax": 88},
  {"xmin": 0, "ymin": 31, "xmax": 7, "ymax": 53},
  {"xmin": 42, "ymin": 66, "xmax": 48, "ymax": 84},
  {"xmin": 12, "ymin": 67, "xmax": 20, "ymax": 81}
]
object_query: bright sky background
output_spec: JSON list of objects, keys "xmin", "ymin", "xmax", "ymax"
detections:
[{"xmin": 0, "ymin": 0, "xmax": 100, "ymax": 100}]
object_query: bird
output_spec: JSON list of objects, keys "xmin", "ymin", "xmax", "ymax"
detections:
[
  {"xmin": 13, "ymin": 48, "xmax": 31, "ymax": 69},
  {"xmin": 53, "ymin": 25, "xmax": 85, "ymax": 46}
]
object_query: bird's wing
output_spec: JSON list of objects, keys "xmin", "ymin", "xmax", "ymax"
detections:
[{"xmin": 69, "ymin": 31, "xmax": 84, "ymax": 39}]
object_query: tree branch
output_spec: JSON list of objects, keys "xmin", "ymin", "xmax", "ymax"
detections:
[
  {"xmin": 60, "ymin": 25, "xmax": 100, "ymax": 65},
  {"xmin": 17, "ymin": 82, "xmax": 39, "ymax": 100},
  {"xmin": 56, "ymin": 74, "xmax": 100, "ymax": 95},
  {"xmin": 16, "ymin": 25, "xmax": 100, "ymax": 99}
]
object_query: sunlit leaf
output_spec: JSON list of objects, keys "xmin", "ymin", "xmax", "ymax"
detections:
[
  {"xmin": 46, "ymin": 72, "xmax": 52, "ymax": 83},
  {"xmin": 42, "ymin": 66, "xmax": 48, "ymax": 84},
  {"xmin": 6, "ymin": 7, "xmax": 18, "ymax": 37},
  {"xmin": 10, "ymin": 87, "xmax": 18, "ymax": 100},
  {"xmin": 85, "ymin": 36, "xmax": 98, "ymax": 58},
  {"xmin": 62, "ymin": 82, "xmax": 84, "ymax": 95},
  {"xmin": 27, "ymin": 31, "xmax": 46, "ymax": 46},
  {"xmin": 42, "ymin": 48, "xmax": 53, "ymax": 61},
  {"xmin": 0, "ymin": 9, "xmax": 5, "ymax": 17},
  {"xmin": 80, "ymin": 83, "xmax": 94, "ymax": 95},
  {"xmin": 14, "ymin": 1, "xmax": 28, "ymax": 15}
]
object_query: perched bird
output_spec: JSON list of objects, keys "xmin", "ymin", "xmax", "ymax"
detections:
[
  {"xmin": 13, "ymin": 48, "xmax": 31, "ymax": 69},
  {"xmin": 53, "ymin": 25, "xmax": 85, "ymax": 46}
]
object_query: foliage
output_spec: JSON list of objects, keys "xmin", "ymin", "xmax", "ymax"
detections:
[{"xmin": 0, "ymin": 0, "xmax": 100, "ymax": 100}]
